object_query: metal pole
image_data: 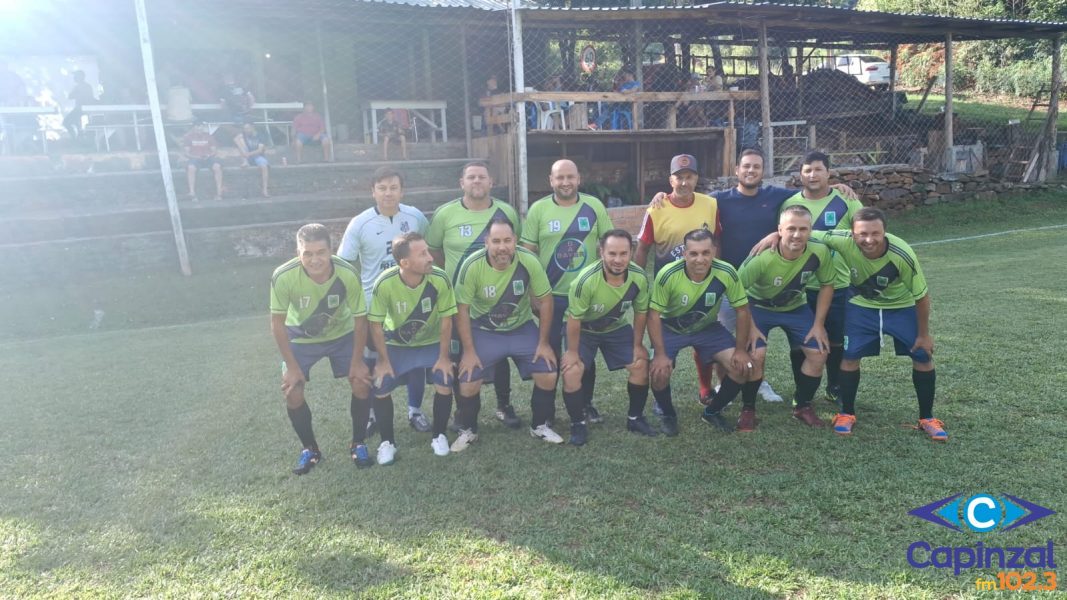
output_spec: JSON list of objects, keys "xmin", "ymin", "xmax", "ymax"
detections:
[
  {"xmin": 758, "ymin": 20, "xmax": 774, "ymax": 176},
  {"xmin": 316, "ymin": 22, "xmax": 334, "ymax": 159},
  {"xmin": 461, "ymin": 24, "xmax": 473, "ymax": 158},
  {"xmin": 634, "ymin": 21, "xmax": 643, "ymax": 129},
  {"xmin": 1047, "ymin": 35, "xmax": 1062, "ymax": 179},
  {"xmin": 943, "ymin": 32, "xmax": 954, "ymax": 172},
  {"xmin": 510, "ymin": 0, "xmax": 529, "ymax": 214},
  {"xmin": 134, "ymin": 0, "xmax": 191, "ymax": 276},
  {"xmin": 890, "ymin": 45, "xmax": 898, "ymax": 116}
]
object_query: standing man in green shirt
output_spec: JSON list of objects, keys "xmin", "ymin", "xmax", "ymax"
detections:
[
  {"xmin": 738, "ymin": 205, "xmax": 836, "ymax": 431},
  {"xmin": 269, "ymin": 224, "xmax": 372, "ymax": 475},
  {"xmin": 426, "ymin": 161, "xmax": 523, "ymax": 429},
  {"xmin": 560, "ymin": 229, "xmax": 653, "ymax": 445},
  {"xmin": 814, "ymin": 208, "xmax": 946, "ymax": 442},
  {"xmin": 362, "ymin": 232, "xmax": 458, "ymax": 466},
  {"xmin": 452, "ymin": 219, "xmax": 562, "ymax": 451},
  {"xmin": 521, "ymin": 159, "xmax": 613, "ymax": 422}
]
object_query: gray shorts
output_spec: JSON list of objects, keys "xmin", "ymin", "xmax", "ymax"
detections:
[{"xmin": 461, "ymin": 321, "xmax": 555, "ymax": 382}]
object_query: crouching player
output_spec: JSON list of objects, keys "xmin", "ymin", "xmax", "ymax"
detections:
[
  {"xmin": 270, "ymin": 223, "xmax": 372, "ymax": 475},
  {"xmin": 647, "ymin": 229, "xmax": 754, "ymax": 434},
  {"xmin": 738, "ymin": 205, "xmax": 835, "ymax": 431},
  {"xmin": 559, "ymin": 229, "xmax": 652, "ymax": 445},
  {"xmin": 359, "ymin": 232, "xmax": 457, "ymax": 466}
]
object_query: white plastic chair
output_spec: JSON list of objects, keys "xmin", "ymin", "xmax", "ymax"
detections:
[{"xmin": 537, "ymin": 101, "xmax": 567, "ymax": 130}]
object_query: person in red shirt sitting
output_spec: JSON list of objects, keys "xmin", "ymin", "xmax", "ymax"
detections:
[{"xmin": 292, "ymin": 101, "xmax": 333, "ymax": 164}]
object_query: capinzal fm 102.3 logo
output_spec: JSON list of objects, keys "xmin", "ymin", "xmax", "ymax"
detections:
[{"xmin": 906, "ymin": 493, "xmax": 1057, "ymax": 576}]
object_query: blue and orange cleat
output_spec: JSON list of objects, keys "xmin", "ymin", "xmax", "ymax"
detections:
[
  {"xmin": 293, "ymin": 448, "xmax": 321, "ymax": 475},
  {"xmin": 917, "ymin": 418, "xmax": 948, "ymax": 442},
  {"xmin": 832, "ymin": 413, "xmax": 856, "ymax": 436}
]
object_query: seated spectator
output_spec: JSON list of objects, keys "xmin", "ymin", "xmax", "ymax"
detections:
[
  {"xmin": 617, "ymin": 70, "xmax": 640, "ymax": 93},
  {"xmin": 705, "ymin": 67, "xmax": 724, "ymax": 91},
  {"xmin": 235, "ymin": 123, "xmax": 270, "ymax": 197},
  {"xmin": 181, "ymin": 120, "xmax": 223, "ymax": 201},
  {"xmin": 292, "ymin": 101, "xmax": 332, "ymax": 164},
  {"xmin": 378, "ymin": 108, "xmax": 408, "ymax": 161}
]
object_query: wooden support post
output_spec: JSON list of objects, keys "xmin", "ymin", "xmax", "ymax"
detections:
[
  {"xmin": 1047, "ymin": 35, "xmax": 1062, "ymax": 178},
  {"xmin": 758, "ymin": 20, "xmax": 774, "ymax": 176},
  {"xmin": 943, "ymin": 32, "xmax": 954, "ymax": 172},
  {"xmin": 890, "ymin": 45, "xmax": 898, "ymax": 116}
]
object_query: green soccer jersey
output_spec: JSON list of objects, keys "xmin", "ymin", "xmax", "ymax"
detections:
[
  {"xmin": 815, "ymin": 231, "xmax": 929, "ymax": 310},
  {"xmin": 270, "ymin": 256, "xmax": 367, "ymax": 344},
  {"xmin": 566, "ymin": 260, "xmax": 650, "ymax": 333},
  {"xmin": 455, "ymin": 247, "xmax": 551, "ymax": 332},
  {"xmin": 368, "ymin": 265, "xmax": 457, "ymax": 348},
  {"xmin": 781, "ymin": 190, "xmax": 864, "ymax": 291},
  {"xmin": 738, "ymin": 240, "xmax": 836, "ymax": 312},
  {"xmin": 650, "ymin": 258, "xmax": 748, "ymax": 335},
  {"xmin": 521, "ymin": 193, "xmax": 613, "ymax": 296},
  {"xmin": 425, "ymin": 198, "xmax": 521, "ymax": 283}
]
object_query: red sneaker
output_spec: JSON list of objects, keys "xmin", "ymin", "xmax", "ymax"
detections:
[
  {"xmin": 792, "ymin": 405, "xmax": 826, "ymax": 428},
  {"xmin": 737, "ymin": 408, "xmax": 758, "ymax": 432}
]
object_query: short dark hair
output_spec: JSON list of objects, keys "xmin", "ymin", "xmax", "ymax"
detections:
[
  {"xmin": 487, "ymin": 217, "xmax": 515, "ymax": 235},
  {"xmin": 683, "ymin": 228, "xmax": 716, "ymax": 247},
  {"xmin": 802, "ymin": 150, "xmax": 831, "ymax": 170},
  {"xmin": 392, "ymin": 232, "xmax": 425, "ymax": 261},
  {"xmin": 780, "ymin": 204, "xmax": 813, "ymax": 220},
  {"xmin": 371, "ymin": 166, "xmax": 404, "ymax": 189},
  {"xmin": 461, "ymin": 160, "xmax": 491, "ymax": 178},
  {"xmin": 853, "ymin": 207, "xmax": 887, "ymax": 227},
  {"xmin": 297, "ymin": 223, "xmax": 332, "ymax": 248},
  {"xmin": 599, "ymin": 229, "xmax": 633, "ymax": 248},
  {"xmin": 738, "ymin": 148, "xmax": 764, "ymax": 162}
]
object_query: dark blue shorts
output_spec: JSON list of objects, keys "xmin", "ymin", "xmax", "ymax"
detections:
[
  {"xmin": 578, "ymin": 326, "xmax": 635, "ymax": 371},
  {"xmin": 461, "ymin": 321, "xmax": 555, "ymax": 382},
  {"xmin": 286, "ymin": 334, "xmax": 353, "ymax": 381},
  {"xmin": 188, "ymin": 157, "xmax": 221, "ymax": 170},
  {"xmin": 660, "ymin": 322, "xmax": 736, "ymax": 366},
  {"xmin": 373, "ymin": 344, "xmax": 451, "ymax": 395},
  {"xmin": 548, "ymin": 294, "xmax": 568, "ymax": 356},
  {"xmin": 750, "ymin": 305, "xmax": 821, "ymax": 350},
  {"xmin": 807, "ymin": 287, "xmax": 848, "ymax": 344},
  {"xmin": 843, "ymin": 304, "xmax": 931, "ymax": 363}
]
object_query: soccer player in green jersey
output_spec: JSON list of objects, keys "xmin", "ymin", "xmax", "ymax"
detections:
[
  {"xmin": 426, "ymin": 161, "xmax": 523, "ymax": 428},
  {"xmin": 647, "ymin": 229, "xmax": 754, "ymax": 434},
  {"xmin": 362, "ymin": 232, "xmax": 457, "ymax": 465},
  {"xmin": 779, "ymin": 151, "xmax": 864, "ymax": 405},
  {"xmin": 269, "ymin": 224, "xmax": 372, "ymax": 475},
  {"xmin": 521, "ymin": 159, "xmax": 613, "ymax": 423},
  {"xmin": 453, "ymin": 219, "xmax": 562, "ymax": 450},
  {"xmin": 738, "ymin": 205, "xmax": 836, "ymax": 431},
  {"xmin": 812, "ymin": 208, "xmax": 946, "ymax": 441},
  {"xmin": 560, "ymin": 229, "xmax": 653, "ymax": 444}
]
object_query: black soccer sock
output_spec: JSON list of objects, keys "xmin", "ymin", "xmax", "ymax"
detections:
[
  {"xmin": 913, "ymin": 369, "xmax": 936, "ymax": 420},
  {"xmin": 793, "ymin": 373, "xmax": 822, "ymax": 408},
  {"xmin": 826, "ymin": 346, "xmax": 844, "ymax": 390},
  {"xmin": 741, "ymin": 379, "xmax": 762, "ymax": 410},
  {"xmin": 562, "ymin": 389, "xmax": 586, "ymax": 424},
  {"xmin": 431, "ymin": 392, "xmax": 453, "ymax": 436},
  {"xmin": 350, "ymin": 394, "xmax": 371, "ymax": 444},
  {"xmin": 581, "ymin": 364, "xmax": 597, "ymax": 406},
  {"xmin": 287, "ymin": 402, "xmax": 317, "ymax": 451},
  {"xmin": 838, "ymin": 369, "xmax": 861, "ymax": 415},
  {"xmin": 530, "ymin": 385, "xmax": 556, "ymax": 427},
  {"xmin": 493, "ymin": 361, "xmax": 511, "ymax": 407},
  {"xmin": 372, "ymin": 396, "xmax": 395, "ymax": 444},
  {"xmin": 789, "ymin": 347, "xmax": 806, "ymax": 384},
  {"xmin": 707, "ymin": 376, "xmax": 742, "ymax": 413},
  {"xmin": 627, "ymin": 381, "xmax": 649, "ymax": 418},
  {"xmin": 651, "ymin": 385, "xmax": 676, "ymax": 418},
  {"xmin": 457, "ymin": 393, "xmax": 481, "ymax": 430}
]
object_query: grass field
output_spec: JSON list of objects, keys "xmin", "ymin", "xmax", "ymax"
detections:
[
  {"xmin": 913, "ymin": 93, "xmax": 1067, "ymax": 129},
  {"xmin": 2, "ymin": 193, "xmax": 1067, "ymax": 598}
]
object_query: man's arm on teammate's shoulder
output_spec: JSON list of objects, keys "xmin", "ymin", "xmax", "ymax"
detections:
[
  {"xmin": 912, "ymin": 294, "xmax": 935, "ymax": 357},
  {"xmin": 750, "ymin": 231, "xmax": 779, "ymax": 256},
  {"xmin": 830, "ymin": 183, "xmax": 858, "ymax": 201}
]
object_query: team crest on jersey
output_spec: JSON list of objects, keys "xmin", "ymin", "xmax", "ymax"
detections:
[
  {"xmin": 704, "ymin": 292, "xmax": 716, "ymax": 306},
  {"xmin": 327, "ymin": 294, "xmax": 340, "ymax": 308},
  {"xmin": 621, "ymin": 300, "xmax": 632, "ymax": 312},
  {"xmin": 577, "ymin": 217, "xmax": 591, "ymax": 232},
  {"xmin": 877, "ymin": 275, "xmax": 889, "ymax": 286},
  {"xmin": 800, "ymin": 271, "xmax": 812, "ymax": 284},
  {"xmin": 400, "ymin": 220, "xmax": 410, "ymax": 233},
  {"xmin": 512, "ymin": 280, "xmax": 525, "ymax": 295},
  {"xmin": 824, "ymin": 212, "xmax": 838, "ymax": 227},
  {"xmin": 421, "ymin": 297, "xmax": 432, "ymax": 313}
]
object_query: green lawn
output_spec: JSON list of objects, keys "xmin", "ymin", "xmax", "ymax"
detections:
[
  {"xmin": 913, "ymin": 93, "xmax": 1067, "ymax": 129},
  {"xmin": 2, "ymin": 195, "xmax": 1066, "ymax": 597}
]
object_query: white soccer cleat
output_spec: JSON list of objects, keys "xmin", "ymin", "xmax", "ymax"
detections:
[
  {"xmin": 450, "ymin": 429, "xmax": 478, "ymax": 453},
  {"xmin": 431, "ymin": 434, "xmax": 450, "ymax": 456},
  {"xmin": 530, "ymin": 424, "xmax": 564, "ymax": 444},
  {"xmin": 376, "ymin": 441, "xmax": 397, "ymax": 466},
  {"xmin": 759, "ymin": 381, "xmax": 784, "ymax": 403}
]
